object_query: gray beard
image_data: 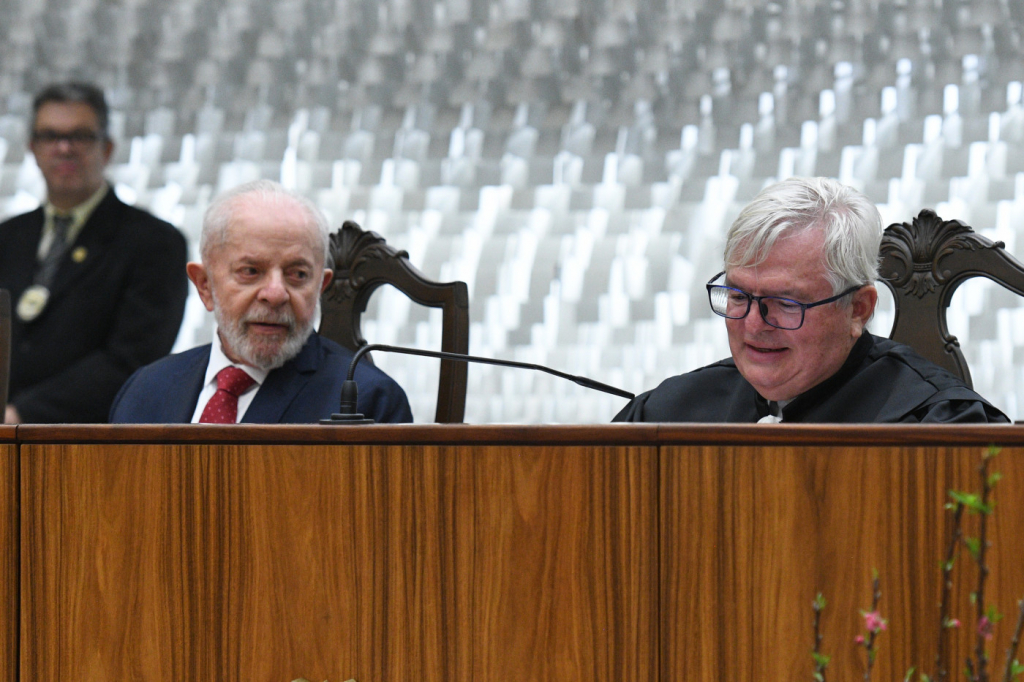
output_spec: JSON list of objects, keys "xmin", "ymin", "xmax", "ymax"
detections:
[{"xmin": 213, "ymin": 295, "xmax": 313, "ymax": 371}]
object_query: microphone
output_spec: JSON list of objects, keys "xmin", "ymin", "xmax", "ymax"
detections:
[{"xmin": 320, "ymin": 343, "xmax": 635, "ymax": 424}]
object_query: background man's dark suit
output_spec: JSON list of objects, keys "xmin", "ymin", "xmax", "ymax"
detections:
[
  {"xmin": 0, "ymin": 189, "xmax": 188, "ymax": 422},
  {"xmin": 109, "ymin": 333, "xmax": 413, "ymax": 424}
]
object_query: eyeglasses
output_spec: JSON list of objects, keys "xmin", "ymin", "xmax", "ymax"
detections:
[
  {"xmin": 706, "ymin": 271, "xmax": 863, "ymax": 330},
  {"xmin": 31, "ymin": 129, "xmax": 105, "ymax": 148}
]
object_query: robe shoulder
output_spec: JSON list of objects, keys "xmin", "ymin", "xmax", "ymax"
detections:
[
  {"xmin": 612, "ymin": 360, "xmax": 756, "ymax": 422},
  {"xmin": 612, "ymin": 334, "xmax": 1009, "ymax": 424}
]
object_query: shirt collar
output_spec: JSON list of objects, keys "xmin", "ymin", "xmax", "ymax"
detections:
[
  {"xmin": 45, "ymin": 183, "xmax": 108, "ymax": 224},
  {"xmin": 753, "ymin": 332, "xmax": 876, "ymax": 420},
  {"xmin": 206, "ymin": 328, "xmax": 270, "ymax": 388}
]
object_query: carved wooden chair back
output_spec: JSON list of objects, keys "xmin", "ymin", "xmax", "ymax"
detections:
[
  {"xmin": 0, "ymin": 290, "xmax": 9, "ymax": 416},
  {"xmin": 879, "ymin": 209, "xmax": 1024, "ymax": 389},
  {"xmin": 319, "ymin": 221, "xmax": 470, "ymax": 423}
]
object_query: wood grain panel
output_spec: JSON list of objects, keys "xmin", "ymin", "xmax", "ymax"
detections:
[
  {"xmin": 23, "ymin": 444, "xmax": 203, "ymax": 681},
  {"xmin": 21, "ymin": 444, "xmax": 384, "ymax": 682},
  {"xmin": 662, "ymin": 445, "xmax": 1024, "ymax": 682},
  {"xmin": 0, "ymin": 443, "xmax": 15, "ymax": 682},
  {"xmin": 20, "ymin": 441, "xmax": 655, "ymax": 682},
  {"xmin": 203, "ymin": 445, "xmax": 386, "ymax": 682},
  {"xmin": 450, "ymin": 445, "xmax": 657, "ymax": 682}
]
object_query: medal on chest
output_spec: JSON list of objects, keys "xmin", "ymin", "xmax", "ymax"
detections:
[{"xmin": 16, "ymin": 285, "xmax": 50, "ymax": 322}]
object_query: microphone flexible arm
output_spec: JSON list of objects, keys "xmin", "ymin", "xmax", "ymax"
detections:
[
  {"xmin": 347, "ymin": 343, "xmax": 635, "ymax": 400},
  {"xmin": 323, "ymin": 343, "xmax": 636, "ymax": 424}
]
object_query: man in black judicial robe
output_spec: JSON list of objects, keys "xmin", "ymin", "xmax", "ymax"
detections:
[
  {"xmin": 614, "ymin": 177, "xmax": 1009, "ymax": 425},
  {"xmin": 614, "ymin": 332, "xmax": 1007, "ymax": 423}
]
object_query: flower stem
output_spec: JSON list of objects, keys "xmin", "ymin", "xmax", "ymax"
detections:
[
  {"xmin": 936, "ymin": 502, "xmax": 965, "ymax": 682},
  {"xmin": 1000, "ymin": 599, "xmax": 1024, "ymax": 682},
  {"xmin": 864, "ymin": 575, "xmax": 882, "ymax": 682},
  {"xmin": 814, "ymin": 602, "xmax": 828, "ymax": 682},
  {"xmin": 972, "ymin": 457, "xmax": 994, "ymax": 682}
]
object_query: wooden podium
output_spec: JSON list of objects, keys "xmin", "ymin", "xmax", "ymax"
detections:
[{"xmin": 3, "ymin": 424, "xmax": 1024, "ymax": 681}]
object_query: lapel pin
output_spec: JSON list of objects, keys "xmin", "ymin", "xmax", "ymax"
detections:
[{"xmin": 71, "ymin": 246, "xmax": 88, "ymax": 263}]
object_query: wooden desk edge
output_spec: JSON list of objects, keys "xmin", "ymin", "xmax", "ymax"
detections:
[{"xmin": 11, "ymin": 423, "xmax": 1024, "ymax": 446}]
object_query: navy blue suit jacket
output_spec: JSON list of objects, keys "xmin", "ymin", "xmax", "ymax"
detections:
[{"xmin": 109, "ymin": 333, "xmax": 413, "ymax": 424}]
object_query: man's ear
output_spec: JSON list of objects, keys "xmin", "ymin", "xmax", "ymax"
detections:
[
  {"xmin": 319, "ymin": 268, "xmax": 334, "ymax": 294},
  {"xmin": 186, "ymin": 262, "xmax": 215, "ymax": 312},
  {"xmin": 101, "ymin": 138, "xmax": 114, "ymax": 165},
  {"xmin": 850, "ymin": 284, "xmax": 878, "ymax": 337}
]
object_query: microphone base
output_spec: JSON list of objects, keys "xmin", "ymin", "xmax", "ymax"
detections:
[{"xmin": 320, "ymin": 413, "xmax": 376, "ymax": 425}]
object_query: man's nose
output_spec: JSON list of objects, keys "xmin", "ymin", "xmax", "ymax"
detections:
[
  {"xmin": 745, "ymin": 301, "xmax": 774, "ymax": 332},
  {"xmin": 258, "ymin": 270, "xmax": 289, "ymax": 305}
]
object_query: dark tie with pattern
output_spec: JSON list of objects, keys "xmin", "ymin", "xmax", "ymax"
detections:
[
  {"xmin": 199, "ymin": 366, "xmax": 256, "ymax": 424},
  {"xmin": 36, "ymin": 214, "xmax": 73, "ymax": 286}
]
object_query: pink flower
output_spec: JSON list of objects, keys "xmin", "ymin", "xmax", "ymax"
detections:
[
  {"xmin": 948, "ymin": 618, "xmax": 961, "ymax": 629},
  {"xmin": 854, "ymin": 635, "xmax": 865, "ymax": 645},
  {"xmin": 863, "ymin": 611, "xmax": 888, "ymax": 633},
  {"xmin": 978, "ymin": 616, "xmax": 994, "ymax": 640}
]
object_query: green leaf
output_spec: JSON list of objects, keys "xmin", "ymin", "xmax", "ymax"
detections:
[
  {"xmin": 988, "ymin": 472, "xmax": 1003, "ymax": 487},
  {"xmin": 872, "ymin": 567, "xmax": 879, "ymax": 580},
  {"xmin": 814, "ymin": 593, "xmax": 827, "ymax": 611},
  {"xmin": 986, "ymin": 604, "xmax": 1004, "ymax": 623},
  {"xmin": 985, "ymin": 445, "xmax": 1001, "ymax": 460},
  {"xmin": 964, "ymin": 537, "xmax": 981, "ymax": 560},
  {"xmin": 970, "ymin": 592, "xmax": 978, "ymax": 605},
  {"xmin": 813, "ymin": 673, "xmax": 824, "ymax": 682},
  {"xmin": 920, "ymin": 674, "xmax": 932, "ymax": 682},
  {"xmin": 1011, "ymin": 659, "xmax": 1024, "ymax": 677},
  {"xmin": 811, "ymin": 652, "xmax": 831, "ymax": 667},
  {"xmin": 949, "ymin": 490, "xmax": 974, "ymax": 505},
  {"xmin": 949, "ymin": 490, "xmax": 991, "ymax": 514},
  {"xmin": 903, "ymin": 667, "xmax": 916, "ymax": 682}
]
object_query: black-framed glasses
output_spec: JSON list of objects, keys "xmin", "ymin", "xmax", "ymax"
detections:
[
  {"xmin": 31, "ymin": 129, "xmax": 105, "ymax": 148},
  {"xmin": 706, "ymin": 271, "xmax": 863, "ymax": 330}
]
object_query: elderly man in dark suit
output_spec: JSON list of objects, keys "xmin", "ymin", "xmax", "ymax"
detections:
[
  {"xmin": 109, "ymin": 179, "xmax": 413, "ymax": 424},
  {"xmin": 0, "ymin": 82, "xmax": 188, "ymax": 423}
]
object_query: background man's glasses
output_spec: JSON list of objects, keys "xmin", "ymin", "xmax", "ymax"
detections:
[
  {"xmin": 31, "ymin": 129, "xmax": 104, "ymax": 148},
  {"xmin": 706, "ymin": 271, "xmax": 862, "ymax": 330}
]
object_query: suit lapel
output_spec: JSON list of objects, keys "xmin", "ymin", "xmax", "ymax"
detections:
[
  {"xmin": 171, "ymin": 347, "xmax": 211, "ymax": 423},
  {"xmin": 242, "ymin": 335, "xmax": 321, "ymax": 423},
  {"xmin": 49, "ymin": 189, "xmax": 122, "ymax": 299},
  {"xmin": 0, "ymin": 209, "xmax": 45, "ymax": 296}
]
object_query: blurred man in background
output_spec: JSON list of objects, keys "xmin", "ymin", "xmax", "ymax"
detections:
[{"xmin": 0, "ymin": 82, "xmax": 188, "ymax": 423}]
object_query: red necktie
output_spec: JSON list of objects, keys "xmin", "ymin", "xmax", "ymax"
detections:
[{"xmin": 199, "ymin": 366, "xmax": 256, "ymax": 424}]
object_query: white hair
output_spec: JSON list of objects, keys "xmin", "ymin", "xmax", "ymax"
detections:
[
  {"xmin": 723, "ymin": 177, "xmax": 882, "ymax": 297},
  {"xmin": 200, "ymin": 179, "xmax": 330, "ymax": 264}
]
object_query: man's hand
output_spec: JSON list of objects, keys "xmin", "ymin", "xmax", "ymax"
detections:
[{"xmin": 3, "ymin": 405, "xmax": 21, "ymax": 424}]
